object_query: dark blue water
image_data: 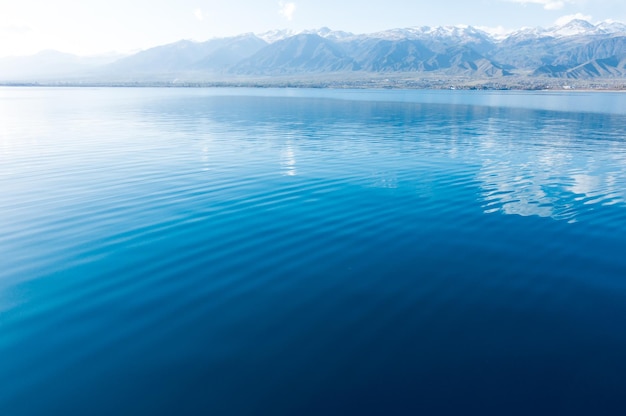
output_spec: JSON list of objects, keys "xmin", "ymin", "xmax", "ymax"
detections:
[{"xmin": 1, "ymin": 87, "xmax": 626, "ymax": 415}]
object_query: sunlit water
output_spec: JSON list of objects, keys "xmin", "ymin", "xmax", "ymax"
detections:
[{"xmin": 1, "ymin": 87, "xmax": 626, "ymax": 415}]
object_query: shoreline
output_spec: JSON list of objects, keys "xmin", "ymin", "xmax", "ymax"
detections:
[
  {"xmin": 2, "ymin": 73, "xmax": 625, "ymax": 91},
  {"xmin": 2, "ymin": 82, "xmax": 625, "ymax": 92}
]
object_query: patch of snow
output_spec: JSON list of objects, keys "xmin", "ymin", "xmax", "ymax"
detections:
[
  {"xmin": 546, "ymin": 19, "xmax": 600, "ymax": 37},
  {"xmin": 257, "ymin": 29, "xmax": 297, "ymax": 43},
  {"xmin": 475, "ymin": 25, "xmax": 514, "ymax": 41},
  {"xmin": 303, "ymin": 27, "xmax": 354, "ymax": 40},
  {"xmin": 365, "ymin": 25, "xmax": 492, "ymax": 42},
  {"xmin": 596, "ymin": 20, "xmax": 626, "ymax": 34},
  {"xmin": 257, "ymin": 27, "xmax": 354, "ymax": 43}
]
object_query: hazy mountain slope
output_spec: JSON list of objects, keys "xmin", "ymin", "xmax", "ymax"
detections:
[
  {"xmin": 350, "ymin": 38, "xmax": 437, "ymax": 71},
  {"xmin": 103, "ymin": 40, "xmax": 213, "ymax": 74},
  {"xmin": 489, "ymin": 34, "xmax": 560, "ymax": 68},
  {"xmin": 534, "ymin": 56, "xmax": 626, "ymax": 79},
  {"xmin": 433, "ymin": 46, "xmax": 509, "ymax": 76},
  {"xmin": 232, "ymin": 34, "xmax": 359, "ymax": 74},
  {"xmin": 552, "ymin": 36, "xmax": 626, "ymax": 67},
  {"xmin": 191, "ymin": 35, "xmax": 267, "ymax": 71},
  {"xmin": 532, "ymin": 36, "xmax": 626, "ymax": 78}
]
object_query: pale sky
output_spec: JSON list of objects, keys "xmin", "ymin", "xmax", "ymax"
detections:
[{"xmin": 1, "ymin": 0, "xmax": 625, "ymax": 57}]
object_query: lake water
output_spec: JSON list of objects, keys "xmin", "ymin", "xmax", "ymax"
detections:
[{"xmin": 1, "ymin": 87, "xmax": 626, "ymax": 415}]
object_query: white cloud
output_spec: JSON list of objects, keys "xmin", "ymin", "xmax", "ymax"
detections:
[
  {"xmin": 193, "ymin": 8, "xmax": 204, "ymax": 21},
  {"xmin": 278, "ymin": 2, "xmax": 296, "ymax": 21},
  {"xmin": 509, "ymin": 0, "xmax": 574, "ymax": 10},
  {"xmin": 554, "ymin": 13, "xmax": 592, "ymax": 25}
]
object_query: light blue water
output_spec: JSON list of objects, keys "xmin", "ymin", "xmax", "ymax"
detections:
[{"xmin": 1, "ymin": 87, "xmax": 626, "ymax": 415}]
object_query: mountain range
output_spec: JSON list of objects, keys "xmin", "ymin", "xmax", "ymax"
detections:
[{"xmin": 2, "ymin": 19, "xmax": 626, "ymax": 83}]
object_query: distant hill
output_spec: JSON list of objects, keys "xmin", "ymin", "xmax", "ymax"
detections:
[
  {"xmin": 0, "ymin": 50, "xmax": 121, "ymax": 81},
  {"xmin": 2, "ymin": 19, "xmax": 626, "ymax": 84},
  {"xmin": 102, "ymin": 34, "xmax": 267, "ymax": 76}
]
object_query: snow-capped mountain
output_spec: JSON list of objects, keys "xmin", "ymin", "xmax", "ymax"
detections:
[
  {"xmin": 257, "ymin": 29, "xmax": 298, "ymax": 44},
  {"xmin": 547, "ymin": 19, "xmax": 600, "ymax": 37},
  {"xmin": 361, "ymin": 25, "xmax": 490, "ymax": 43},
  {"xmin": 3, "ymin": 19, "xmax": 626, "ymax": 82},
  {"xmin": 304, "ymin": 27, "xmax": 354, "ymax": 41},
  {"xmin": 596, "ymin": 20, "xmax": 626, "ymax": 34},
  {"xmin": 506, "ymin": 19, "xmax": 626, "ymax": 41}
]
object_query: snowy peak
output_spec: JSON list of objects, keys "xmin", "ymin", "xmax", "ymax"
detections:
[
  {"xmin": 366, "ymin": 25, "xmax": 490, "ymax": 44},
  {"xmin": 506, "ymin": 26, "xmax": 548, "ymax": 42},
  {"xmin": 302, "ymin": 27, "xmax": 355, "ymax": 40},
  {"xmin": 257, "ymin": 20, "xmax": 626, "ymax": 45},
  {"xmin": 549, "ymin": 19, "xmax": 599, "ymax": 37},
  {"xmin": 506, "ymin": 19, "xmax": 625, "ymax": 42},
  {"xmin": 260, "ymin": 25, "xmax": 490, "ymax": 44},
  {"xmin": 426, "ymin": 25, "xmax": 487, "ymax": 38},
  {"xmin": 257, "ymin": 29, "xmax": 298, "ymax": 43},
  {"xmin": 596, "ymin": 20, "xmax": 626, "ymax": 34},
  {"xmin": 257, "ymin": 27, "xmax": 354, "ymax": 43}
]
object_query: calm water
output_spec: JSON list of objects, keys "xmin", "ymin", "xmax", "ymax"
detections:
[{"xmin": 1, "ymin": 87, "xmax": 626, "ymax": 415}]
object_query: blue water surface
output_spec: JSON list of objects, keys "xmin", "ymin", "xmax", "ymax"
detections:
[{"xmin": 1, "ymin": 87, "xmax": 626, "ymax": 415}]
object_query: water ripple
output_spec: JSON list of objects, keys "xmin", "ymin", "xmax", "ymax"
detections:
[{"xmin": 2, "ymin": 88, "xmax": 626, "ymax": 415}]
